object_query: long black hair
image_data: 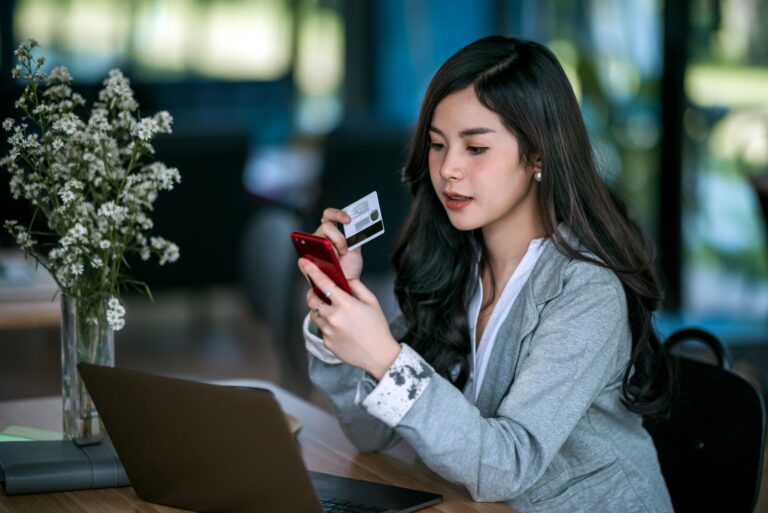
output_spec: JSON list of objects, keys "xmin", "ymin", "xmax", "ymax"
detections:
[{"xmin": 392, "ymin": 35, "xmax": 672, "ymax": 419}]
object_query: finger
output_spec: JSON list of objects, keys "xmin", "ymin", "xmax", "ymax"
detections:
[
  {"xmin": 315, "ymin": 222, "xmax": 349, "ymax": 256},
  {"xmin": 297, "ymin": 258, "xmax": 312, "ymax": 278},
  {"xmin": 306, "ymin": 288, "xmax": 328, "ymax": 311},
  {"xmin": 315, "ymin": 209, "xmax": 352, "ymax": 255},
  {"xmin": 306, "ymin": 288, "xmax": 324, "ymax": 311},
  {"xmin": 321, "ymin": 208, "xmax": 352, "ymax": 225},
  {"xmin": 307, "ymin": 289, "xmax": 331, "ymax": 319},
  {"xmin": 310, "ymin": 304, "xmax": 329, "ymax": 330},
  {"xmin": 348, "ymin": 278, "xmax": 377, "ymax": 304},
  {"xmin": 298, "ymin": 259, "xmax": 322, "ymax": 296},
  {"xmin": 299, "ymin": 259, "xmax": 351, "ymax": 304}
]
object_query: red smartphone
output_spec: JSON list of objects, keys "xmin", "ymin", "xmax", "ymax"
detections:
[{"xmin": 291, "ymin": 231, "xmax": 351, "ymax": 303}]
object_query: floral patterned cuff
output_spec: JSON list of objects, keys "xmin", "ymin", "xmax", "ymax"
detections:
[
  {"xmin": 303, "ymin": 314, "xmax": 343, "ymax": 365},
  {"xmin": 358, "ymin": 344, "xmax": 434, "ymax": 428}
]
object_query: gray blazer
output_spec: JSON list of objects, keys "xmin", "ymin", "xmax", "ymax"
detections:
[{"xmin": 307, "ymin": 234, "xmax": 673, "ymax": 513}]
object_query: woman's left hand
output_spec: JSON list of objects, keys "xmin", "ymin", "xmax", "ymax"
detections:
[{"xmin": 298, "ymin": 258, "xmax": 401, "ymax": 380}]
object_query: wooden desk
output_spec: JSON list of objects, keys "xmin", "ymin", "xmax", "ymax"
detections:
[{"xmin": 0, "ymin": 379, "xmax": 516, "ymax": 513}]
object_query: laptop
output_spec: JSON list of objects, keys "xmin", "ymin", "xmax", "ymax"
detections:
[{"xmin": 78, "ymin": 363, "xmax": 442, "ymax": 513}]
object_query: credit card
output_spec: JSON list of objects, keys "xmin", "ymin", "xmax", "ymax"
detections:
[{"xmin": 342, "ymin": 191, "xmax": 385, "ymax": 250}]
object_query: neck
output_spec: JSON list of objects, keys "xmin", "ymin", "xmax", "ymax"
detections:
[{"xmin": 481, "ymin": 198, "xmax": 546, "ymax": 283}]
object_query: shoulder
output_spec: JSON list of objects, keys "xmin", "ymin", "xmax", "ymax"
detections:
[
  {"xmin": 531, "ymin": 248, "xmax": 631, "ymax": 356},
  {"xmin": 533, "ymin": 236, "xmax": 626, "ymax": 313},
  {"xmin": 562, "ymin": 256, "xmax": 622, "ymax": 292}
]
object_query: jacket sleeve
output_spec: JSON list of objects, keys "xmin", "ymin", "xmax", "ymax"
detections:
[
  {"xmin": 358, "ymin": 266, "xmax": 628, "ymax": 501},
  {"xmin": 304, "ymin": 314, "xmax": 403, "ymax": 452}
]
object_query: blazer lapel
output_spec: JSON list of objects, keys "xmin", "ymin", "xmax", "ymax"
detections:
[
  {"xmin": 475, "ymin": 281, "xmax": 538, "ymax": 417},
  {"xmin": 474, "ymin": 238, "xmax": 571, "ymax": 417}
]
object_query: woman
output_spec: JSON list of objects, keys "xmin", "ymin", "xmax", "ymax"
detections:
[{"xmin": 298, "ymin": 36, "xmax": 673, "ymax": 513}]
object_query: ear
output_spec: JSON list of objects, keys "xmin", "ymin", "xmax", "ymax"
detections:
[
  {"xmin": 530, "ymin": 153, "xmax": 542, "ymax": 171},
  {"xmin": 525, "ymin": 153, "xmax": 542, "ymax": 177},
  {"xmin": 527, "ymin": 153, "xmax": 543, "ymax": 183}
]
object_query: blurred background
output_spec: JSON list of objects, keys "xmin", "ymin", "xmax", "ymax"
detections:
[{"xmin": 1, "ymin": 0, "xmax": 767, "ymax": 416}]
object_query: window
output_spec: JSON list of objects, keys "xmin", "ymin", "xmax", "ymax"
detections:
[{"xmin": 682, "ymin": 0, "xmax": 768, "ymax": 317}]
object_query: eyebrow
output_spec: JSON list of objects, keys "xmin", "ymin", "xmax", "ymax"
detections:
[{"xmin": 429, "ymin": 126, "xmax": 496, "ymax": 137}]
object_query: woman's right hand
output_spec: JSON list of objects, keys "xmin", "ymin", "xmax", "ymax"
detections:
[{"xmin": 314, "ymin": 207, "xmax": 363, "ymax": 282}]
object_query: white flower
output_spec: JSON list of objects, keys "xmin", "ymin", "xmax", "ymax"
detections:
[
  {"xmin": 88, "ymin": 109, "xmax": 111, "ymax": 132},
  {"xmin": 107, "ymin": 297, "xmax": 120, "ymax": 309},
  {"xmin": 99, "ymin": 240, "xmax": 111, "ymax": 249},
  {"xmin": 2, "ymin": 119, "xmax": 13, "ymax": 131},
  {"xmin": 148, "ymin": 164, "xmax": 181, "ymax": 191},
  {"xmin": 51, "ymin": 138, "xmax": 64, "ymax": 151},
  {"xmin": 153, "ymin": 111, "xmax": 173, "ymax": 133},
  {"xmin": 150, "ymin": 237, "xmax": 162, "ymax": 250},
  {"xmin": 70, "ymin": 223, "xmax": 87, "ymax": 237},
  {"xmin": 59, "ymin": 234, "xmax": 75, "ymax": 249},
  {"xmin": 135, "ymin": 213, "xmax": 153, "ymax": 230},
  {"xmin": 69, "ymin": 262, "xmax": 83, "ymax": 276},
  {"xmin": 54, "ymin": 114, "xmax": 79, "ymax": 135},
  {"xmin": 132, "ymin": 117, "xmax": 158, "ymax": 141},
  {"xmin": 59, "ymin": 190, "xmax": 76, "ymax": 204},
  {"xmin": 47, "ymin": 66, "xmax": 72, "ymax": 84},
  {"xmin": 140, "ymin": 247, "xmax": 150, "ymax": 261},
  {"xmin": 23, "ymin": 134, "xmax": 40, "ymax": 150},
  {"xmin": 106, "ymin": 296, "xmax": 126, "ymax": 331},
  {"xmin": 98, "ymin": 201, "xmax": 128, "ymax": 223},
  {"xmin": 14, "ymin": 227, "xmax": 28, "ymax": 242},
  {"xmin": 107, "ymin": 314, "xmax": 125, "ymax": 331},
  {"xmin": 159, "ymin": 242, "xmax": 179, "ymax": 265},
  {"xmin": 8, "ymin": 131, "xmax": 22, "ymax": 146},
  {"xmin": 99, "ymin": 69, "xmax": 138, "ymax": 111},
  {"xmin": 91, "ymin": 256, "xmax": 103, "ymax": 268},
  {"xmin": 67, "ymin": 179, "xmax": 83, "ymax": 190},
  {"xmin": 58, "ymin": 179, "xmax": 84, "ymax": 205}
]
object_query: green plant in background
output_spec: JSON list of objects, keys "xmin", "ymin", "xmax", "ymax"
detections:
[{"xmin": 1, "ymin": 39, "xmax": 181, "ymax": 330}]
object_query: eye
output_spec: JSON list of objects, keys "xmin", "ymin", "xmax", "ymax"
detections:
[
  {"xmin": 467, "ymin": 146, "xmax": 488, "ymax": 156},
  {"xmin": 429, "ymin": 141, "xmax": 445, "ymax": 151}
]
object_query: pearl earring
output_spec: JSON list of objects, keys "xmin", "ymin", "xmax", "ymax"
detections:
[{"xmin": 534, "ymin": 171, "xmax": 542, "ymax": 182}]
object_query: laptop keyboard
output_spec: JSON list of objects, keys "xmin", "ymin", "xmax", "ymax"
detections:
[{"xmin": 319, "ymin": 496, "xmax": 388, "ymax": 513}]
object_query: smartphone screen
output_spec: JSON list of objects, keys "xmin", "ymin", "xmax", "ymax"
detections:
[{"xmin": 291, "ymin": 232, "xmax": 351, "ymax": 303}]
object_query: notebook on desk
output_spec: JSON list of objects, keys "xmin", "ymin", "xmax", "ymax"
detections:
[{"xmin": 78, "ymin": 363, "xmax": 442, "ymax": 513}]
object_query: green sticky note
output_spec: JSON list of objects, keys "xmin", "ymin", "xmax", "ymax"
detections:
[
  {"xmin": 0, "ymin": 433, "xmax": 33, "ymax": 442},
  {"xmin": 0, "ymin": 426, "xmax": 62, "ymax": 441}
]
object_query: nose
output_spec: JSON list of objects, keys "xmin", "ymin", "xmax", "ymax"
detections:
[{"xmin": 439, "ymin": 148, "xmax": 464, "ymax": 182}]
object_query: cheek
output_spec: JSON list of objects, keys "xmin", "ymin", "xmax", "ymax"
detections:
[{"xmin": 428, "ymin": 152, "xmax": 441, "ymax": 183}]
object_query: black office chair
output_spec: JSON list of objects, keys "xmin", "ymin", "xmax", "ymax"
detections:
[{"xmin": 644, "ymin": 328, "xmax": 766, "ymax": 513}]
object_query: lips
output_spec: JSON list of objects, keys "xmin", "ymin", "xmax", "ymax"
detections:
[{"xmin": 444, "ymin": 192, "xmax": 473, "ymax": 210}]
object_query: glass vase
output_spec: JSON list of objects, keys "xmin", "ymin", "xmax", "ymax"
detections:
[{"xmin": 61, "ymin": 294, "xmax": 115, "ymax": 440}]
